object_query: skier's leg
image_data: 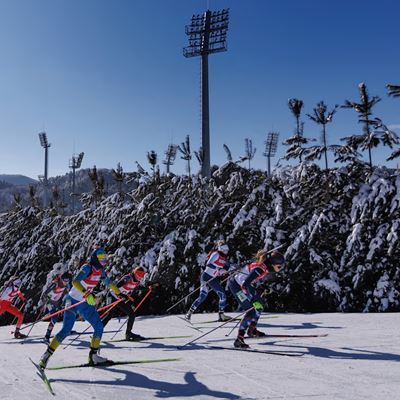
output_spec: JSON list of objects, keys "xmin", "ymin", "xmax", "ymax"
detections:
[
  {"xmin": 189, "ymin": 282, "xmax": 210, "ymax": 312},
  {"xmin": 51, "ymin": 308, "xmax": 77, "ymax": 349},
  {"xmin": 39, "ymin": 307, "xmax": 76, "ymax": 368},
  {"xmin": 207, "ymin": 278, "xmax": 227, "ymax": 312}
]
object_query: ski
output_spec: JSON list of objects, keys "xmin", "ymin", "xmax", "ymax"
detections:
[
  {"xmin": 247, "ymin": 333, "xmax": 328, "ymax": 339},
  {"xmin": 29, "ymin": 357, "xmax": 55, "ymax": 396},
  {"xmin": 192, "ymin": 315, "xmax": 279, "ymax": 325},
  {"xmin": 108, "ymin": 335, "xmax": 193, "ymax": 342},
  {"xmin": 176, "ymin": 316, "xmax": 204, "ymax": 333},
  {"xmin": 205, "ymin": 345, "xmax": 303, "ymax": 357},
  {"xmin": 47, "ymin": 357, "xmax": 180, "ymax": 370}
]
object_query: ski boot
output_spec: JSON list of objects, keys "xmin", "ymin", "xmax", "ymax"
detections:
[
  {"xmin": 14, "ymin": 329, "xmax": 27, "ymax": 339},
  {"xmin": 88, "ymin": 349, "xmax": 111, "ymax": 366},
  {"xmin": 39, "ymin": 348, "xmax": 54, "ymax": 369},
  {"xmin": 218, "ymin": 312, "xmax": 231, "ymax": 322},
  {"xmin": 247, "ymin": 325, "xmax": 267, "ymax": 338},
  {"xmin": 125, "ymin": 332, "xmax": 146, "ymax": 341},
  {"xmin": 233, "ymin": 337, "xmax": 250, "ymax": 349},
  {"xmin": 184, "ymin": 309, "xmax": 193, "ymax": 322}
]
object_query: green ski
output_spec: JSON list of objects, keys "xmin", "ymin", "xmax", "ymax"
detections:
[
  {"xmin": 47, "ymin": 357, "xmax": 180, "ymax": 370},
  {"xmin": 192, "ymin": 315, "xmax": 279, "ymax": 324},
  {"xmin": 107, "ymin": 335, "xmax": 193, "ymax": 343},
  {"xmin": 29, "ymin": 357, "xmax": 55, "ymax": 396}
]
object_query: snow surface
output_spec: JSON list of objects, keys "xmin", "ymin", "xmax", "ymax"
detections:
[{"xmin": 1, "ymin": 312, "xmax": 399, "ymax": 399}]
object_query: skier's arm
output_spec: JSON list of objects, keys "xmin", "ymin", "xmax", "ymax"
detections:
[
  {"xmin": 17, "ymin": 289, "xmax": 25, "ymax": 302},
  {"xmin": 241, "ymin": 268, "xmax": 263, "ymax": 291},
  {"xmin": 72, "ymin": 265, "xmax": 92, "ymax": 294},
  {"xmin": 101, "ymin": 271, "xmax": 120, "ymax": 296},
  {"xmin": 41, "ymin": 282, "xmax": 56, "ymax": 301}
]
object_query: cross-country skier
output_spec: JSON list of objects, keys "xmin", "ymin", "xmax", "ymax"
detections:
[
  {"xmin": 228, "ymin": 249, "xmax": 285, "ymax": 348},
  {"xmin": 185, "ymin": 240, "xmax": 232, "ymax": 322},
  {"xmin": 38, "ymin": 248, "xmax": 122, "ymax": 368},
  {"xmin": 101, "ymin": 266, "xmax": 155, "ymax": 341},
  {"xmin": 40, "ymin": 272, "xmax": 72, "ymax": 343},
  {"xmin": 0, "ymin": 277, "xmax": 26, "ymax": 339}
]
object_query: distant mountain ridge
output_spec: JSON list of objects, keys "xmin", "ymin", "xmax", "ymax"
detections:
[{"xmin": 0, "ymin": 174, "xmax": 38, "ymax": 186}]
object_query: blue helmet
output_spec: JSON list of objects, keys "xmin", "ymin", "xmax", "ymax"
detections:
[{"xmin": 90, "ymin": 247, "xmax": 108, "ymax": 267}]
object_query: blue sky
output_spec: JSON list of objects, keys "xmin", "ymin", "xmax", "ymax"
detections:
[{"xmin": 0, "ymin": 0, "xmax": 399, "ymax": 179}]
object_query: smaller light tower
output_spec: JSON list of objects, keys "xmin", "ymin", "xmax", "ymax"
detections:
[
  {"xmin": 69, "ymin": 152, "xmax": 84, "ymax": 214},
  {"xmin": 38, "ymin": 132, "xmax": 51, "ymax": 207},
  {"xmin": 263, "ymin": 132, "xmax": 279, "ymax": 175}
]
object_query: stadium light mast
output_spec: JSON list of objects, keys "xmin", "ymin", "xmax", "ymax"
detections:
[
  {"xmin": 38, "ymin": 132, "xmax": 51, "ymax": 207},
  {"xmin": 69, "ymin": 152, "xmax": 84, "ymax": 214},
  {"xmin": 263, "ymin": 132, "xmax": 279, "ymax": 176},
  {"xmin": 184, "ymin": 9, "xmax": 229, "ymax": 178}
]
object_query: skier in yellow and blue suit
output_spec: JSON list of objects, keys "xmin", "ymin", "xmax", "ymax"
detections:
[{"xmin": 39, "ymin": 248, "xmax": 122, "ymax": 368}]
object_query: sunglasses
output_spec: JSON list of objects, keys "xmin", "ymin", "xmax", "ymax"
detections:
[{"xmin": 97, "ymin": 253, "xmax": 108, "ymax": 264}]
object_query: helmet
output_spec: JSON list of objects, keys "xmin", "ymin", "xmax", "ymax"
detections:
[
  {"xmin": 132, "ymin": 266, "xmax": 146, "ymax": 280},
  {"xmin": 13, "ymin": 279, "xmax": 22, "ymax": 288},
  {"xmin": 90, "ymin": 247, "xmax": 108, "ymax": 267},
  {"xmin": 267, "ymin": 251, "xmax": 285, "ymax": 266},
  {"xmin": 217, "ymin": 243, "xmax": 229, "ymax": 255},
  {"xmin": 61, "ymin": 272, "xmax": 72, "ymax": 282}
]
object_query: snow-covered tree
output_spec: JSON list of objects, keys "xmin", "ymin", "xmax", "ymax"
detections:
[
  {"xmin": 240, "ymin": 138, "xmax": 256, "ymax": 169},
  {"xmin": 306, "ymin": 101, "xmax": 339, "ymax": 169},
  {"xmin": 283, "ymin": 98, "xmax": 314, "ymax": 163},
  {"xmin": 163, "ymin": 144, "xmax": 177, "ymax": 174},
  {"xmin": 177, "ymin": 135, "xmax": 192, "ymax": 177},
  {"xmin": 341, "ymin": 82, "xmax": 383, "ymax": 168}
]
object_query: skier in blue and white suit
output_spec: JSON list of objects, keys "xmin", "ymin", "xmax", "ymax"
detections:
[{"xmin": 185, "ymin": 240, "xmax": 232, "ymax": 322}]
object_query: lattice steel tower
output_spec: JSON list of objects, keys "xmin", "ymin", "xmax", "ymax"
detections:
[{"xmin": 184, "ymin": 9, "xmax": 229, "ymax": 178}]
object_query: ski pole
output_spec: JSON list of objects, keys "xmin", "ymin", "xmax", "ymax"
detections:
[
  {"xmin": 177, "ymin": 306, "xmax": 255, "ymax": 349},
  {"xmin": 225, "ymin": 317, "xmax": 241, "ymax": 337},
  {"xmin": 166, "ymin": 266, "xmax": 242, "ymax": 313},
  {"xmin": 19, "ymin": 299, "xmax": 86, "ymax": 331},
  {"xmin": 26, "ymin": 302, "xmax": 48, "ymax": 336},
  {"xmin": 110, "ymin": 287, "xmax": 153, "ymax": 340},
  {"xmin": 63, "ymin": 297, "xmax": 124, "ymax": 349},
  {"xmin": 10, "ymin": 301, "xmax": 25, "ymax": 326}
]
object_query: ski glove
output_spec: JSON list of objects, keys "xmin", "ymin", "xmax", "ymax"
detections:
[
  {"xmin": 84, "ymin": 292, "xmax": 96, "ymax": 306},
  {"xmin": 252, "ymin": 300, "xmax": 263, "ymax": 311},
  {"xmin": 118, "ymin": 293, "xmax": 130, "ymax": 303}
]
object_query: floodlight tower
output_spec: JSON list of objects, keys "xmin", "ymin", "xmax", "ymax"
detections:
[
  {"xmin": 38, "ymin": 132, "xmax": 51, "ymax": 207},
  {"xmin": 184, "ymin": 9, "xmax": 230, "ymax": 178},
  {"xmin": 263, "ymin": 132, "xmax": 279, "ymax": 175},
  {"xmin": 69, "ymin": 152, "xmax": 84, "ymax": 214}
]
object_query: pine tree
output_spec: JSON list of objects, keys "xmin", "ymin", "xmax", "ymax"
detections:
[
  {"xmin": 177, "ymin": 135, "xmax": 192, "ymax": 177},
  {"xmin": 387, "ymin": 83, "xmax": 400, "ymax": 98},
  {"xmin": 147, "ymin": 150, "xmax": 158, "ymax": 180},
  {"xmin": 112, "ymin": 162, "xmax": 125, "ymax": 195},
  {"xmin": 13, "ymin": 192, "xmax": 21, "ymax": 210},
  {"xmin": 283, "ymin": 98, "xmax": 313, "ymax": 163},
  {"xmin": 28, "ymin": 185, "xmax": 38, "ymax": 207},
  {"xmin": 163, "ymin": 144, "xmax": 177, "ymax": 174},
  {"xmin": 223, "ymin": 144, "xmax": 233, "ymax": 162},
  {"xmin": 194, "ymin": 147, "xmax": 204, "ymax": 168},
  {"xmin": 240, "ymin": 138, "xmax": 256, "ymax": 169},
  {"xmin": 306, "ymin": 101, "xmax": 339, "ymax": 169},
  {"xmin": 341, "ymin": 82, "xmax": 382, "ymax": 168}
]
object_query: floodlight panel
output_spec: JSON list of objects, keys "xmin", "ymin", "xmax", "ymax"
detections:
[
  {"xmin": 77, "ymin": 152, "xmax": 84, "ymax": 167},
  {"xmin": 38, "ymin": 132, "xmax": 48, "ymax": 147}
]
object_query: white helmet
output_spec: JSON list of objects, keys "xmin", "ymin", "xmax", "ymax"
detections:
[
  {"xmin": 218, "ymin": 244, "xmax": 229, "ymax": 255},
  {"xmin": 13, "ymin": 279, "xmax": 22, "ymax": 288}
]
